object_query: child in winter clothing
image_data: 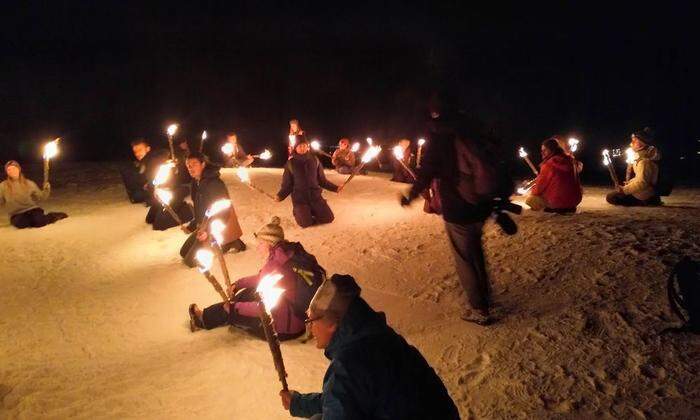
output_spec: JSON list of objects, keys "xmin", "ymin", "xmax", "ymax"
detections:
[
  {"xmin": 0, "ymin": 161, "xmax": 67, "ymax": 229},
  {"xmin": 526, "ymin": 138, "xmax": 582, "ymax": 213}
]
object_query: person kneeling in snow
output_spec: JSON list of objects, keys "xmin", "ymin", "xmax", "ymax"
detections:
[
  {"xmin": 1, "ymin": 160, "xmax": 67, "ymax": 229},
  {"xmin": 525, "ymin": 138, "xmax": 582, "ymax": 213},
  {"xmin": 280, "ymin": 274, "xmax": 460, "ymax": 419},
  {"xmin": 180, "ymin": 153, "xmax": 246, "ymax": 267},
  {"xmin": 276, "ymin": 136, "xmax": 342, "ymax": 228},
  {"xmin": 189, "ymin": 216, "xmax": 325, "ymax": 340},
  {"xmin": 331, "ymin": 138, "xmax": 356, "ymax": 175},
  {"xmin": 606, "ymin": 128, "xmax": 662, "ymax": 207}
]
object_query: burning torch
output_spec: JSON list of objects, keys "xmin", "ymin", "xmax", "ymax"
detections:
[
  {"xmin": 166, "ymin": 124, "xmax": 178, "ymax": 162},
  {"xmin": 236, "ymin": 167, "xmax": 277, "ymax": 201},
  {"xmin": 341, "ymin": 145, "xmax": 382, "ymax": 188},
  {"xmin": 252, "ymin": 149, "xmax": 273, "ymax": 160},
  {"xmin": 351, "ymin": 142, "xmax": 360, "ymax": 153},
  {"xmin": 199, "ymin": 130, "xmax": 208, "ymax": 153},
  {"xmin": 518, "ymin": 147, "xmax": 539, "ymax": 176},
  {"xmin": 392, "ymin": 145, "xmax": 417, "ymax": 180},
  {"xmin": 42, "ymin": 138, "xmax": 60, "ymax": 186},
  {"xmin": 416, "ymin": 138, "xmax": 426, "ymax": 168},
  {"xmin": 208, "ymin": 219, "xmax": 232, "ymax": 290},
  {"xmin": 310, "ymin": 140, "xmax": 332, "ymax": 158},
  {"xmin": 624, "ymin": 147, "xmax": 637, "ymax": 182},
  {"xmin": 194, "ymin": 249, "xmax": 230, "ymax": 302},
  {"xmin": 255, "ymin": 273, "xmax": 289, "ymax": 392},
  {"xmin": 602, "ymin": 149, "xmax": 620, "ymax": 187},
  {"xmin": 154, "ymin": 188, "xmax": 183, "ymax": 225}
]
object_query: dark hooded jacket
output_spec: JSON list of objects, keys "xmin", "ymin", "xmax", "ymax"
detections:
[
  {"xmin": 290, "ymin": 297, "xmax": 460, "ymax": 420},
  {"xmin": 277, "ymin": 152, "xmax": 338, "ymax": 204},
  {"xmin": 187, "ymin": 165, "xmax": 229, "ymax": 230}
]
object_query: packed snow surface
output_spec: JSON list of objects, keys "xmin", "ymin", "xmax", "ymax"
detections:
[{"xmin": 1, "ymin": 163, "xmax": 699, "ymax": 419}]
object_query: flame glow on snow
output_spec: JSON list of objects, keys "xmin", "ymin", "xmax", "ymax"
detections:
[
  {"xmin": 209, "ymin": 219, "xmax": 226, "ymax": 245},
  {"xmin": 154, "ymin": 188, "xmax": 173, "ymax": 205},
  {"xmin": 361, "ymin": 145, "xmax": 382, "ymax": 164},
  {"xmin": 206, "ymin": 199, "xmax": 231, "ymax": 218},
  {"xmin": 166, "ymin": 124, "xmax": 178, "ymax": 137},
  {"xmin": 221, "ymin": 143, "xmax": 234, "ymax": 156},
  {"xmin": 43, "ymin": 139, "xmax": 60, "ymax": 160},
  {"xmin": 236, "ymin": 167, "xmax": 250, "ymax": 183},
  {"xmin": 256, "ymin": 273, "xmax": 285, "ymax": 310},
  {"xmin": 518, "ymin": 147, "xmax": 528, "ymax": 158},
  {"xmin": 195, "ymin": 249, "xmax": 214, "ymax": 273},
  {"xmin": 152, "ymin": 162, "xmax": 175, "ymax": 186}
]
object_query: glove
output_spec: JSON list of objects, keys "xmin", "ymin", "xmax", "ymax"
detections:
[{"xmin": 399, "ymin": 194, "xmax": 412, "ymax": 207}]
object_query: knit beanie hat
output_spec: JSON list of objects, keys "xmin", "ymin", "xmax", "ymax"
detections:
[
  {"xmin": 633, "ymin": 127, "xmax": 655, "ymax": 147},
  {"xmin": 309, "ymin": 274, "xmax": 362, "ymax": 320},
  {"xmin": 4, "ymin": 160, "xmax": 21, "ymax": 171},
  {"xmin": 254, "ymin": 216, "xmax": 285, "ymax": 245}
]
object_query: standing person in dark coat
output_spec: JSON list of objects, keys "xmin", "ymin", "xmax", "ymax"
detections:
[
  {"xmin": 400, "ymin": 95, "xmax": 511, "ymax": 325},
  {"xmin": 280, "ymin": 274, "xmax": 460, "ymax": 419},
  {"xmin": 179, "ymin": 152, "xmax": 245, "ymax": 267},
  {"xmin": 276, "ymin": 136, "xmax": 342, "ymax": 228}
]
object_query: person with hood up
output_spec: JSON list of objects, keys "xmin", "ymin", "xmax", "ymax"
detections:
[
  {"xmin": 525, "ymin": 138, "xmax": 582, "ymax": 213},
  {"xmin": 276, "ymin": 136, "xmax": 342, "ymax": 228},
  {"xmin": 606, "ymin": 128, "xmax": 662, "ymax": 206},
  {"xmin": 179, "ymin": 152, "xmax": 245, "ymax": 267},
  {"xmin": 331, "ymin": 138, "xmax": 356, "ymax": 174},
  {"xmin": 1, "ymin": 160, "xmax": 68, "ymax": 228},
  {"xmin": 279, "ymin": 274, "xmax": 460, "ymax": 419},
  {"xmin": 188, "ymin": 216, "xmax": 325, "ymax": 340}
]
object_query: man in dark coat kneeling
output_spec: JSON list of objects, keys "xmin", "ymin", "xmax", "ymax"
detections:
[{"xmin": 280, "ymin": 274, "xmax": 460, "ymax": 420}]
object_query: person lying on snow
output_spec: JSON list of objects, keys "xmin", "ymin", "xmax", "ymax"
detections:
[
  {"xmin": 180, "ymin": 152, "xmax": 245, "ymax": 267},
  {"xmin": 276, "ymin": 136, "xmax": 342, "ymax": 228},
  {"xmin": 606, "ymin": 128, "xmax": 662, "ymax": 207},
  {"xmin": 188, "ymin": 216, "xmax": 325, "ymax": 340},
  {"xmin": 279, "ymin": 274, "xmax": 460, "ymax": 420},
  {"xmin": 525, "ymin": 138, "xmax": 582, "ymax": 213},
  {"xmin": 1, "ymin": 160, "xmax": 67, "ymax": 229},
  {"xmin": 331, "ymin": 138, "xmax": 356, "ymax": 175}
]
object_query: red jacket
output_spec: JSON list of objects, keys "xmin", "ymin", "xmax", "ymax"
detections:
[{"xmin": 531, "ymin": 154, "xmax": 582, "ymax": 209}]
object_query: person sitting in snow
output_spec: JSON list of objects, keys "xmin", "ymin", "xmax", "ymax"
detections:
[
  {"xmin": 276, "ymin": 136, "xmax": 342, "ymax": 228},
  {"xmin": 606, "ymin": 128, "xmax": 662, "ymax": 207},
  {"xmin": 188, "ymin": 216, "xmax": 325, "ymax": 340},
  {"xmin": 221, "ymin": 132, "xmax": 254, "ymax": 168},
  {"xmin": 1, "ymin": 160, "xmax": 68, "ymax": 229},
  {"xmin": 525, "ymin": 138, "xmax": 582, "ymax": 213},
  {"xmin": 180, "ymin": 152, "xmax": 245, "ymax": 267},
  {"xmin": 331, "ymin": 138, "xmax": 356, "ymax": 174},
  {"xmin": 279, "ymin": 274, "xmax": 460, "ymax": 419},
  {"xmin": 391, "ymin": 138, "xmax": 415, "ymax": 184}
]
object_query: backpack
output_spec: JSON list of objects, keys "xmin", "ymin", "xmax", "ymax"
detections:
[
  {"xmin": 284, "ymin": 242, "xmax": 326, "ymax": 319},
  {"xmin": 655, "ymin": 159, "xmax": 675, "ymax": 197},
  {"xmin": 666, "ymin": 257, "xmax": 699, "ymax": 333}
]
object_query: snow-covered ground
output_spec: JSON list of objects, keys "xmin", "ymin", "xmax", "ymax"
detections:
[{"xmin": 1, "ymin": 163, "xmax": 699, "ymax": 419}]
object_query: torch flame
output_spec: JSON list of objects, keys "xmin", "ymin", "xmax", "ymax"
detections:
[
  {"xmin": 167, "ymin": 124, "xmax": 178, "ymax": 137},
  {"xmin": 289, "ymin": 135, "xmax": 296, "ymax": 147},
  {"xmin": 154, "ymin": 188, "xmax": 173, "ymax": 205},
  {"xmin": 361, "ymin": 145, "xmax": 382, "ymax": 164},
  {"xmin": 568, "ymin": 138, "xmax": 579, "ymax": 153},
  {"xmin": 43, "ymin": 139, "xmax": 60, "ymax": 160},
  {"xmin": 310, "ymin": 140, "xmax": 322, "ymax": 151},
  {"xmin": 259, "ymin": 149, "xmax": 272, "ymax": 160},
  {"xmin": 209, "ymin": 219, "xmax": 226, "ymax": 245},
  {"xmin": 256, "ymin": 273, "xmax": 285, "ymax": 310},
  {"xmin": 366, "ymin": 137, "xmax": 373, "ymax": 145},
  {"xmin": 602, "ymin": 149, "xmax": 611, "ymax": 166},
  {"xmin": 153, "ymin": 161, "xmax": 175, "ymax": 186},
  {"xmin": 236, "ymin": 167, "xmax": 250, "ymax": 183},
  {"xmin": 195, "ymin": 249, "xmax": 214, "ymax": 273},
  {"xmin": 201, "ymin": 130, "xmax": 208, "ymax": 141},
  {"xmin": 625, "ymin": 147, "xmax": 637, "ymax": 165},
  {"xmin": 221, "ymin": 142, "xmax": 234, "ymax": 156},
  {"xmin": 351, "ymin": 142, "xmax": 360, "ymax": 152},
  {"xmin": 517, "ymin": 187, "xmax": 530, "ymax": 195},
  {"xmin": 518, "ymin": 147, "xmax": 528, "ymax": 158},
  {"xmin": 392, "ymin": 145, "xmax": 405, "ymax": 160},
  {"xmin": 206, "ymin": 199, "xmax": 231, "ymax": 218},
  {"xmin": 418, "ymin": 138, "xmax": 426, "ymax": 146}
]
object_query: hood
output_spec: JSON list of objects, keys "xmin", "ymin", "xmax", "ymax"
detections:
[
  {"xmin": 637, "ymin": 146, "xmax": 661, "ymax": 161},
  {"xmin": 325, "ymin": 297, "xmax": 389, "ymax": 360},
  {"xmin": 262, "ymin": 241, "xmax": 296, "ymax": 271},
  {"xmin": 542, "ymin": 154, "xmax": 574, "ymax": 170}
]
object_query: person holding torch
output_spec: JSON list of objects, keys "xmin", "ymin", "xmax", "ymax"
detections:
[
  {"xmin": 606, "ymin": 128, "xmax": 663, "ymax": 206},
  {"xmin": 188, "ymin": 216, "xmax": 325, "ymax": 340},
  {"xmin": 276, "ymin": 136, "xmax": 341, "ymax": 228},
  {"xmin": 1, "ymin": 161, "xmax": 67, "ymax": 229},
  {"xmin": 180, "ymin": 153, "xmax": 246, "ymax": 267},
  {"xmin": 221, "ymin": 132, "xmax": 254, "ymax": 168},
  {"xmin": 330, "ymin": 138, "xmax": 357, "ymax": 174},
  {"xmin": 391, "ymin": 138, "xmax": 415, "ymax": 184},
  {"xmin": 524, "ymin": 138, "xmax": 582, "ymax": 213},
  {"xmin": 280, "ymin": 274, "xmax": 459, "ymax": 419}
]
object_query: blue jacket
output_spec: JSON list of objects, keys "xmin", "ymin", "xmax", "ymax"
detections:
[{"xmin": 290, "ymin": 297, "xmax": 460, "ymax": 419}]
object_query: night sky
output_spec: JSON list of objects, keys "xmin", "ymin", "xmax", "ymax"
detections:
[{"xmin": 2, "ymin": 2, "xmax": 698, "ymax": 180}]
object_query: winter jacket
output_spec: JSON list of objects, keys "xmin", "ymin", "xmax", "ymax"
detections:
[
  {"xmin": 0, "ymin": 178, "xmax": 50, "ymax": 216},
  {"xmin": 290, "ymin": 297, "xmax": 459, "ymax": 419},
  {"xmin": 188, "ymin": 166, "xmax": 242, "ymax": 243},
  {"xmin": 277, "ymin": 152, "xmax": 339, "ymax": 204},
  {"xmin": 530, "ymin": 154, "xmax": 582, "ymax": 210},
  {"xmin": 331, "ymin": 149, "xmax": 356, "ymax": 169},
  {"xmin": 409, "ymin": 128, "xmax": 504, "ymax": 224},
  {"xmin": 233, "ymin": 241, "xmax": 321, "ymax": 336},
  {"xmin": 622, "ymin": 147, "xmax": 661, "ymax": 200}
]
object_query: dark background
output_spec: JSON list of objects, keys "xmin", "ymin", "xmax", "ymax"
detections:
[{"xmin": 2, "ymin": 2, "xmax": 698, "ymax": 182}]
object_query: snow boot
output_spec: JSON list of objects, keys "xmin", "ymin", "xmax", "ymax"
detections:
[{"xmin": 189, "ymin": 304, "xmax": 204, "ymax": 332}]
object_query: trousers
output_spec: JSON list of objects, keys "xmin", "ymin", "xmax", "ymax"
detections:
[
  {"xmin": 444, "ymin": 221, "xmax": 490, "ymax": 311},
  {"xmin": 293, "ymin": 199, "xmax": 334, "ymax": 228},
  {"xmin": 10, "ymin": 208, "xmax": 64, "ymax": 229}
]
